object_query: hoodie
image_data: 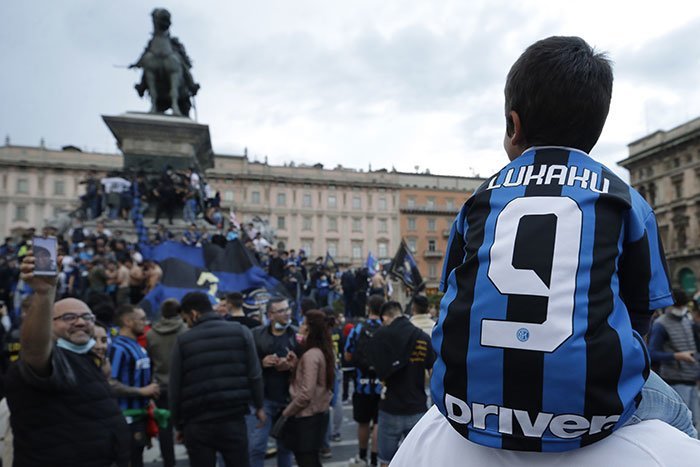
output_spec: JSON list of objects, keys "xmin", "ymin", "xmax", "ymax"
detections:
[{"xmin": 146, "ymin": 316, "xmax": 187, "ymax": 390}]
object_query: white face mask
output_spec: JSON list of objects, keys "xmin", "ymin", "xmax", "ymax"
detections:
[{"xmin": 668, "ymin": 306, "xmax": 687, "ymax": 318}]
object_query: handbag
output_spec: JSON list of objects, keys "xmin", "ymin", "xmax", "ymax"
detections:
[{"xmin": 270, "ymin": 415, "xmax": 289, "ymax": 440}]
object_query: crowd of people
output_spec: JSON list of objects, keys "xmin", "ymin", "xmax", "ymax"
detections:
[
  {"xmin": 78, "ymin": 166, "xmax": 223, "ymax": 227},
  {"xmin": 3, "ymin": 34, "xmax": 700, "ymax": 467}
]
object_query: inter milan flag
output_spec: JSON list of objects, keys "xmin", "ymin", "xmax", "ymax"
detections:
[
  {"xmin": 389, "ymin": 240, "xmax": 424, "ymax": 291},
  {"xmin": 139, "ymin": 239, "xmax": 286, "ymax": 318}
]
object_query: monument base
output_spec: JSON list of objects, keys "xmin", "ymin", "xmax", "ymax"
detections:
[{"xmin": 102, "ymin": 112, "xmax": 214, "ymax": 173}]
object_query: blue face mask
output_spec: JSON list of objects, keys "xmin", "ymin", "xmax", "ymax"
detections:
[{"xmin": 57, "ymin": 338, "xmax": 96, "ymax": 354}]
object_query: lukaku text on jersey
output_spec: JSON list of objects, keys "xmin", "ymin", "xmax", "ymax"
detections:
[{"xmin": 431, "ymin": 147, "xmax": 673, "ymax": 452}]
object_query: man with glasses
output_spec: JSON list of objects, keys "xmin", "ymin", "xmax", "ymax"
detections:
[
  {"xmin": 5, "ymin": 250, "xmax": 129, "ymax": 466},
  {"xmin": 109, "ymin": 304, "xmax": 160, "ymax": 467},
  {"xmin": 249, "ymin": 297, "xmax": 299, "ymax": 467}
]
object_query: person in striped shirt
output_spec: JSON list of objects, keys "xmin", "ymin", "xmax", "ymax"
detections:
[
  {"xmin": 394, "ymin": 36, "xmax": 700, "ymax": 466},
  {"xmin": 109, "ymin": 304, "xmax": 160, "ymax": 467}
]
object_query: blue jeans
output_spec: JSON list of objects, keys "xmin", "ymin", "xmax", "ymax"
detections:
[
  {"xmin": 626, "ymin": 371, "xmax": 697, "ymax": 438},
  {"xmin": 246, "ymin": 400, "xmax": 292, "ymax": 467},
  {"xmin": 377, "ymin": 410, "xmax": 424, "ymax": 465}
]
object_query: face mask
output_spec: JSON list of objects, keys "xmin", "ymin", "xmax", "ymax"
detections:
[
  {"xmin": 273, "ymin": 321, "xmax": 290, "ymax": 332},
  {"xmin": 57, "ymin": 337, "xmax": 96, "ymax": 354},
  {"xmin": 669, "ymin": 307, "xmax": 687, "ymax": 318}
]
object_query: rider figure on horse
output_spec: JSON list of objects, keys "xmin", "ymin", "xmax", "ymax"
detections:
[{"xmin": 131, "ymin": 8, "xmax": 200, "ymax": 116}]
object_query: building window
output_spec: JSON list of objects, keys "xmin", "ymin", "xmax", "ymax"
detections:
[
  {"xmin": 407, "ymin": 239, "xmax": 417, "ymax": 253},
  {"xmin": 428, "ymin": 239, "xmax": 437, "ymax": 251},
  {"xmin": 327, "ymin": 241, "xmax": 338, "ymax": 257},
  {"xmin": 251, "ymin": 191, "xmax": 261, "ymax": 204},
  {"xmin": 303, "ymin": 216, "xmax": 312, "ymax": 231},
  {"xmin": 16, "ymin": 178, "xmax": 29, "ymax": 194},
  {"xmin": 224, "ymin": 190, "xmax": 234, "ymax": 201},
  {"xmin": 277, "ymin": 216, "xmax": 286, "ymax": 230},
  {"xmin": 426, "ymin": 197, "xmax": 435, "ymax": 208},
  {"xmin": 352, "ymin": 196, "xmax": 362, "ymax": 209},
  {"xmin": 378, "ymin": 197, "xmax": 387, "ymax": 211},
  {"xmin": 53, "ymin": 180, "xmax": 65, "ymax": 196},
  {"xmin": 428, "ymin": 218, "xmax": 436, "ymax": 231},
  {"xmin": 302, "ymin": 240, "xmax": 313, "ymax": 255},
  {"xmin": 378, "ymin": 218, "xmax": 388, "ymax": 233},
  {"xmin": 378, "ymin": 242, "xmax": 388, "ymax": 258},
  {"xmin": 408, "ymin": 217, "xmax": 416, "ymax": 231},
  {"xmin": 53, "ymin": 206, "xmax": 63, "ymax": 217},
  {"xmin": 328, "ymin": 195, "xmax": 337, "ymax": 208},
  {"xmin": 407, "ymin": 197, "xmax": 416, "ymax": 208},
  {"xmin": 328, "ymin": 217, "xmax": 338, "ymax": 231},
  {"xmin": 15, "ymin": 205, "xmax": 27, "ymax": 221},
  {"xmin": 277, "ymin": 192, "xmax": 287, "ymax": 206},
  {"xmin": 674, "ymin": 181, "xmax": 683, "ymax": 199},
  {"xmin": 352, "ymin": 242, "xmax": 362, "ymax": 259},
  {"xmin": 352, "ymin": 218, "xmax": 362, "ymax": 232},
  {"xmin": 303, "ymin": 193, "xmax": 312, "ymax": 208},
  {"xmin": 446, "ymin": 198, "xmax": 455, "ymax": 210},
  {"xmin": 429, "ymin": 263, "xmax": 437, "ymax": 279}
]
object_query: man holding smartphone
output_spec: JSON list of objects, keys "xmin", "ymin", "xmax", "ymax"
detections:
[{"xmin": 5, "ymin": 247, "xmax": 129, "ymax": 466}]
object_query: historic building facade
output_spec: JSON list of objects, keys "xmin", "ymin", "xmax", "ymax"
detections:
[
  {"xmin": 618, "ymin": 116, "xmax": 700, "ymax": 296},
  {"xmin": 0, "ymin": 143, "xmax": 483, "ymax": 276},
  {"xmin": 397, "ymin": 173, "xmax": 482, "ymax": 291}
]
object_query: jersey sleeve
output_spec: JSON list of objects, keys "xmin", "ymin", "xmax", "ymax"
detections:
[
  {"xmin": 440, "ymin": 207, "xmax": 467, "ymax": 293},
  {"xmin": 619, "ymin": 199, "xmax": 673, "ymax": 312},
  {"xmin": 344, "ymin": 326, "xmax": 357, "ymax": 354}
]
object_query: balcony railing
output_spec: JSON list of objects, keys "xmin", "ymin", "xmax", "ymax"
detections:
[{"xmin": 423, "ymin": 249, "xmax": 444, "ymax": 259}]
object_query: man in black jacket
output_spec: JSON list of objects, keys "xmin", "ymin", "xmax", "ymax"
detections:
[
  {"xmin": 6, "ymin": 249, "xmax": 129, "ymax": 467},
  {"xmin": 170, "ymin": 292, "xmax": 265, "ymax": 467},
  {"xmin": 367, "ymin": 301, "xmax": 435, "ymax": 467}
]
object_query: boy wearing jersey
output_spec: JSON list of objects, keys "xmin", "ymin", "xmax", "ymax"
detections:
[{"xmin": 394, "ymin": 36, "xmax": 700, "ymax": 465}]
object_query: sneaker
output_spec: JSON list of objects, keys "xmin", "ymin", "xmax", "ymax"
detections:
[
  {"xmin": 331, "ymin": 433, "xmax": 342, "ymax": 442},
  {"xmin": 320, "ymin": 447, "xmax": 333, "ymax": 459},
  {"xmin": 348, "ymin": 457, "xmax": 368, "ymax": 467}
]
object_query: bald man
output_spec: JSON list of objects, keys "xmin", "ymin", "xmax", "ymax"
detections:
[{"xmin": 4, "ymin": 250, "xmax": 129, "ymax": 467}]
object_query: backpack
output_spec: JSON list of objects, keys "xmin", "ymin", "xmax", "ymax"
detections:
[{"xmin": 351, "ymin": 320, "xmax": 382, "ymax": 371}]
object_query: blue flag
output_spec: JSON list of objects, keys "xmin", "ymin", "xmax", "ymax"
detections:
[
  {"xmin": 366, "ymin": 252, "xmax": 378, "ymax": 275},
  {"xmin": 139, "ymin": 239, "xmax": 286, "ymax": 319},
  {"xmin": 389, "ymin": 240, "xmax": 424, "ymax": 291}
]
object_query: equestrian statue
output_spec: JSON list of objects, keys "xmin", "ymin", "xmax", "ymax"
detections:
[{"xmin": 130, "ymin": 8, "xmax": 200, "ymax": 117}]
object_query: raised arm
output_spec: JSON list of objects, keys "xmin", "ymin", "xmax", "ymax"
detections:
[{"xmin": 19, "ymin": 251, "xmax": 58, "ymax": 377}]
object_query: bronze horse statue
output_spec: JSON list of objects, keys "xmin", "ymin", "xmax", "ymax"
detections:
[{"xmin": 130, "ymin": 8, "xmax": 200, "ymax": 117}]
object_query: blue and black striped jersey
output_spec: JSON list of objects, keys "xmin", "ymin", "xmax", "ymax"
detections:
[
  {"xmin": 431, "ymin": 147, "xmax": 673, "ymax": 452},
  {"xmin": 110, "ymin": 335, "xmax": 152, "ymax": 411}
]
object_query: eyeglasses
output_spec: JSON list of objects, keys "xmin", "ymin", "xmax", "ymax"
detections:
[
  {"xmin": 53, "ymin": 313, "xmax": 96, "ymax": 323},
  {"xmin": 270, "ymin": 306, "xmax": 291, "ymax": 314}
]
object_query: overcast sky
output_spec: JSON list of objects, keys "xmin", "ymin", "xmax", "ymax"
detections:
[{"xmin": 2, "ymin": 1, "xmax": 700, "ymax": 179}]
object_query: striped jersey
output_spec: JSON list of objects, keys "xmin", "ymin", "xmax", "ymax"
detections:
[
  {"xmin": 344, "ymin": 320, "xmax": 383, "ymax": 395},
  {"xmin": 431, "ymin": 147, "xmax": 673, "ymax": 452},
  {"xmin": 109, "ymin": 335, "xmax": 152, "ymax": 411}
]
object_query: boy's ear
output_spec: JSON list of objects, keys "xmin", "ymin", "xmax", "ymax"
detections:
[{"xmin": 507, "ymin": 110, "xmax": 525, "ymax": 147}]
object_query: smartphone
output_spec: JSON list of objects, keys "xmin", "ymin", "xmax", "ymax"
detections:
[{"xmin": 32, "ymin": 236, "xmax": 58, "ymax": 276}]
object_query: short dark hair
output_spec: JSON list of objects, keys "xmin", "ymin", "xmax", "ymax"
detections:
[
  {"xmin": 160, "ymin": 298, "xmax": 181, "ymax": 319},
  {"xmin": 380, "ymin": 301, "xmax": 403, "ymax": 319},
  {"xmin": 181, "ymin": 292, "xmax": 213, "ymax": 314},
  {"xmin": 505, "ymin": 36, "xmax": 613, "ymax": 153},
  {"xmin": 115, "ymin": 304, "xmax": 138, "ymax": 326},
  {"xmin": 412, "ymin": 295, "xmax": 429, "ymax": 314},
  {"xmin": 672, "ymin": 289, "xmax": 689, "ymax": 307},
  {"xmin": 300, "ymin": 297, "xmax": 317, "ymax": 315},
  {"xmin": 266, "ymin": 296, "xmax": 288, "ymax": 314},
  {"xmin": 367, "ymin": 294, "xmax": 386, "ymax": 316},
  {"xmin": 226, "ymin": 292, "xmax": 244, "ymax": 309}
]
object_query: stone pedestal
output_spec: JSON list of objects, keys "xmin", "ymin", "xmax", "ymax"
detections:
[{"xmin": 102, "ymin": 112, "xmax": 214, "ymax": 173}]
